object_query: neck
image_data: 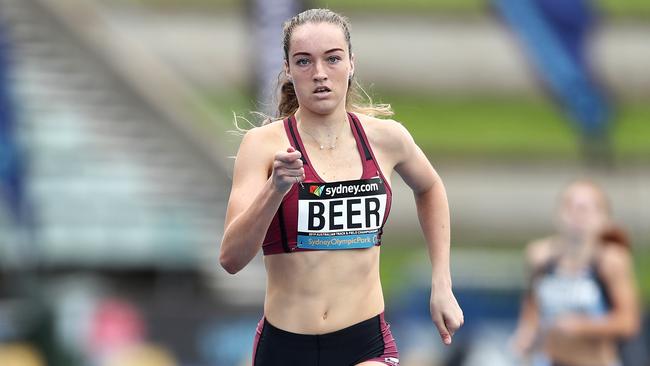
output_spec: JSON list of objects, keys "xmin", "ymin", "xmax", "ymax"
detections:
[
  {"xmin": 560, "ymin": 232, "xmax": 598, "ymax": 260},
  {"xmin": 294, "ymin": 106, "xmax": 348, "ymax": 136}
]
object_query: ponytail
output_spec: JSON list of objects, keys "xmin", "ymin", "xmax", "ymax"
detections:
[
  {"xmin": 276, "ymin": 72, "xmax": 299, "ymax": 119},
  {"xmin": 600, "ymin": 225, "xmax": 631, "ymax": 249}
]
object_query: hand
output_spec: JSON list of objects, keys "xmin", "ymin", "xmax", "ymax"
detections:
[
  {"xmin": 509, "ymin": 328, "xmax": 536, "ymax": 357},
  {"xmin": 550, "ymin": 315, "xmax": 585, "ymax": 337},
  {"xmin": 271, "ymin": 147, "xmax": 304, "ymax": 194},
  {"xmin": 430, "ymin": 286, "xmax": 464, "ymax": 345}
]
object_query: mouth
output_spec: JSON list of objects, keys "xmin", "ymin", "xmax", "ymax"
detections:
[{"xmin": 313, "ymin": 86, "xmax": 332, "ymax": 94}]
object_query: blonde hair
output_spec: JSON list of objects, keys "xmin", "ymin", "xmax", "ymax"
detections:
[{"xmin": 273, "ymin": 8, "xmax": 392, "ymax": 122}]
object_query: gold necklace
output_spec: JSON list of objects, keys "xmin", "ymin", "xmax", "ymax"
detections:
[{"xmin": 299, "ymin": 120, "xmax": 347, "ymax": 150}]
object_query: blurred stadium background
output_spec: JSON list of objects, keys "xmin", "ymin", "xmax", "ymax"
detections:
[{"xmin": 0, "ymin": 0, "xmax": 648, "ymax": 365}]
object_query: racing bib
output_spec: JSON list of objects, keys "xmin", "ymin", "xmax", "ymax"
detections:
[{"xmin": 297, "ymin": 176, "xmax": 387, "ymax": 250}]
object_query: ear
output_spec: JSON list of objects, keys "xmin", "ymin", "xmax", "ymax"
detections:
[
  {"xmin": 349, "ymin": 53, "xmax": 356, "ymax": 79},
  {"xmin": 284, "ymin": 60, "xmax": 291, "ymax": 79}
]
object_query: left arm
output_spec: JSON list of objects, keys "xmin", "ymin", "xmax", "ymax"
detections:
[
  {"xmin": 555, "ymin": 244, "xmax": 640, "ymax": 339},
  {"xmin": 390, "ymin": 122, "xmax": 464, "ymax": 345}
]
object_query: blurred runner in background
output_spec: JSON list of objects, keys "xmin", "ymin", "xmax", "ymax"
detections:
[{"xmin": 512, "ymin": 180, "xmax": 640, "ymax": 366}]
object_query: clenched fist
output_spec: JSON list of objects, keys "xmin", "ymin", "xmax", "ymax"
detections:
[{"xmin": 271, "ymin": 146, "xmax": 305, "ymax": 194}]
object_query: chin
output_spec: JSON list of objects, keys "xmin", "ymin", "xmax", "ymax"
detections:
[{"xmin": 313, "ymin": 97, "xmax": 348, "ymax": 114}]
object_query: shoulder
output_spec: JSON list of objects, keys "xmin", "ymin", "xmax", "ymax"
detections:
[
  {"xmin": 239, "ymin": 119, "xmax": 287, "ymax": 152},
  {"xmin": 353, "ymin": 112, "xmax": 410, "ymax": 138},
  {"xmin": 524, "ymin": 237, "xmax": 556, "ymax": 271},
  {"xmin": 234, "ymin": 119, "xmax": 288, "ymax": 169},
  {"xmin": 242, "ymin": 119, "xmax": 285, "ymax": 142},
  {"xmin": 596, "ymin": 243, "xmax": 633, "ymax": 277},
  {"xmin": 352, "ymin": 112, "xmax": 413, "ymax": 151}
]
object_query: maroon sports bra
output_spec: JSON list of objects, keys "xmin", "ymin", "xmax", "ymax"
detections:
[{"xmin": 262, "ymin": 112, "xmax": 392, "ymax": 255}]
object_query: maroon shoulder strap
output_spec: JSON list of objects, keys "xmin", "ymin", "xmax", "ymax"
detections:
[
  {"xmin": 283, "ymin": 116, "xmax": 307, "ymax": 165},
  {"xmin": 348, "ymin": 112, "xmax": 373, "ymax": 162}
]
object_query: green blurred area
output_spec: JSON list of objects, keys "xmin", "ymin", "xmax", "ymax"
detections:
[
  {"xmin": 378, "ymin": 235, "xmax": 650, "ymax": 305},
  {"xmin": 389, "ymin": 95, "xmax": 580, "ymax": 161},
  {"xmin": 119, "ymin": 0, "xmax": 650, "ymax": 18},
  {"xmin": 636, "ymin": 248, "xmax": 650, "ymax": 305},
  {"xmin": 209, "ymin": 91, "xmax": 650, "ymax": 163},
  {"xmin": 391, "ymin": 94, "xmax": 650, "ymax": 162}
]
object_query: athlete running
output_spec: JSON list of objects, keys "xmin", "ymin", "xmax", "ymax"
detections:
[
  {"xmin": 220, "ymin": 8, "xmax": 463, "ymax": 365},
  {"xmin": 512, "ymin": 180, "xmax": 640, "ymax": 366}
]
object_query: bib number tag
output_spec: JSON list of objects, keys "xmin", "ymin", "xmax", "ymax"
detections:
[{"xmin": 297, "ymin": 177, "xmax": 387, "ymax": 250}]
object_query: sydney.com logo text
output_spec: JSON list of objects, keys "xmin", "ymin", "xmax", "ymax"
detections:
[{"xmin": 310, "ymin": 182, "xmax": 379, "ymax": 197}]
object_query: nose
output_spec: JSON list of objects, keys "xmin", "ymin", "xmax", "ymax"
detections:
[{"xmin": 313, "ymin": 60, "xmax": 328, "ymax": 82}]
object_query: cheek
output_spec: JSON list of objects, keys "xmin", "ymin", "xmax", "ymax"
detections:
[
  {"xmin": 590, "ymin": 212, "xmax": 609, "ymax": 226},
  {"xmin": 335, "ymin": 67, "xmax": 351, "ymax": 81},
  {"xmin": 292, "ymin": 74, "xmax": 311, "ymax": 91}
]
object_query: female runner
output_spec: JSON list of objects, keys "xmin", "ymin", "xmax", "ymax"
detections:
[
  {"xmin": 512, "ymin": 180, "xmax": 640, "ymax": 366},
  {"xmin": 220, "ymin": 9, "xmax": 463, "ymax": 365}
]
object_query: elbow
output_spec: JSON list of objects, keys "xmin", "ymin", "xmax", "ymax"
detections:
[
  {"xmin": 620, "ymin": 318, "xmax": 641, "ymax": 339},
  {"xmin": 219, "ymin": 253, "xmax": 241, "ymax": 275},
  {"xmin": 613, "ymin": 312, "xmax": 641, "ymax": 339},
  {"xmin": 219, "ymin": 246, "xmax": 242, "ymax": 275}
]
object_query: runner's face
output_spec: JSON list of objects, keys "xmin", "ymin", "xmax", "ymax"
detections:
[
  {"xmin": 557, "ymin": 184, "xmax": 608, "ymax": 238},
  {"xmin": 285, "ymin": 22, "xmax": 354, "ymax": 115}
]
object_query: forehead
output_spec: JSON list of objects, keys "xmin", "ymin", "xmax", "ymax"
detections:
[
  {"xmin": 289, "ymin": 22, "xmax": 347, "ymax": 55},
  {"xmin": 563, "ymin": 184, "xmax": 601, "ymax": 205}
]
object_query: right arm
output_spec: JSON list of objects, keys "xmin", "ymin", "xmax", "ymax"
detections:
[
  {"xmin": 219, "ymin": 128, "xmax": 303, "ymax": 274},
  {"xmin": 511, "ymin": 240, "xmax": 549, "ymax": 356},
  {"xmin": 512, "ymin": 290, "xmax": 540, "ymax": 356}
]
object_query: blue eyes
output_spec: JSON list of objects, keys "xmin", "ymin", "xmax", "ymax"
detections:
[
  {"xmin": 295, "ymin": 56, "xmax": 342, "ymax": 66},
  {"xmin": 327, "ymin": 56, "xmax": 342, "ymax": 63}
]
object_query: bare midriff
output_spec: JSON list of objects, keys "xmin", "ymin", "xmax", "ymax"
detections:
[
  {"xmin": 545, "ymin": 330, "xmax": 618, "ymax": 366},
  {"xmin": 263, "ymin": 246, "xmax": 384, "ymax": 334}
]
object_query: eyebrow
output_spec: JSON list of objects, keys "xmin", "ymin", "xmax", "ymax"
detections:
[{"xmin": 292, "ymin": 48, "xmax": 345, "ymax": 58}]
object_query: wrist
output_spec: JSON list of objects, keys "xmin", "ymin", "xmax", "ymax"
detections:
[
  {"xmin": 431, "ymin": 273, "xmax": 452, "ymax": 291},
  {"xmin": 268, "ymin": 177, "xmax": 290, "ymax": 196}
]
